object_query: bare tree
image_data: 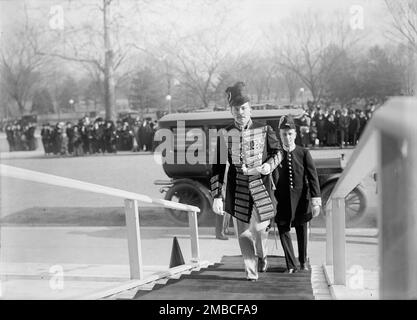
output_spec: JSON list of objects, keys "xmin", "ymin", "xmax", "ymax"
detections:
[
  {"xmin": 156, "ymin": 1, "xmax": 241, "ymax": 110},
  {"xmin": 0, "ymin": 16, "xmax": 49, "ymax": 116},
  {"xmin": 164, "ymin": 31, "xmax": 229, "ymax": 109},
  {"xmin": 282, "ymin": 70, "xmax": 300, "ymax": 104},
  {"xmin": 385, "ymin": 0, "xmax": 417, "ymax": 94},
  {"xmin": 35, "ymin": 0, "xmax": 141, "ymax": 120},
  {"xmin": 385, "ymin": 0, "xmax": 417, "ymax": 51},
  {"xmin": 266, "ymin": 10, "xmax": 361, "ymax": 103},
  {"xmin": 241, "ymin": 56, "xmax": 278, "ymax": 104}
]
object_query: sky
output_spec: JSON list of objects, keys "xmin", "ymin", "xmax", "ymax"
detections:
[
  {"xmin": 0, "ymin": 0, "xmax": 392, "ymax": 46},
  {"xmin": 241, "ymin": 0, "xmax": 390, "ymax": 43}
]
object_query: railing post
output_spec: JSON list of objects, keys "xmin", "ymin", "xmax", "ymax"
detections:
[
  {"xmin": 326, "ymin": 202, "xmax": 333, "ymax": 266},
  {"xmin": 124, "ymin": 199, "xmax": 143, "ymax": 279},
  {"xmin": 379, "ymin": 131, "xmax": 417, "ymax": 299},
  {"xmin": 332, "ymin": 197, "xmax": 346, "ymax": 285},
  {"xmin": 188, "ymin": 211, "xmax": 200, "ymax": 262}
]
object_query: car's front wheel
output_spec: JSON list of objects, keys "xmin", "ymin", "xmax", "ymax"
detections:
[
  {"xmin": 164, "ymin": 182, "xmax": 211, "ymax": 226},
  {"xmin": 320, "ymin": 180, "xmax": 367, "ymax": 227}
]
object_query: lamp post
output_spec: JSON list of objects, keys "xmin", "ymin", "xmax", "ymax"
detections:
[
  {"xmin": 300, "ymin": 88, "xmax": 305, "ymax": 107},
  {"xmin": 69, "ymin": 99, "xmax": 74, "ymax": 112},
  {"xmin": 158, "ymin": 54, "xmax": 173, "ymax": 114},
  {"xmin": 166, "ymin": 95, "xmax": 172, "ymax": 114}
]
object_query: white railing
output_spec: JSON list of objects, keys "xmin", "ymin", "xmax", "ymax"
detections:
[
  {"xmin": 0, "ymin": 164, "xmax": 201, "ymax": 281},
  {"xmin": 325, "ymin": 97, "xmax": 417, "ymax": 299}
]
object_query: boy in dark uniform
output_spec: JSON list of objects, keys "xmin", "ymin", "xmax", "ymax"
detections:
[{"xmin": 273, "ymin": 115, "xmax": 322, "ymax": 273}]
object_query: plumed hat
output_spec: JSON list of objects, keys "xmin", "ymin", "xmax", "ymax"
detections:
[
  {"xmin": 279, "ymin": 115, "xmax": 296, "ymax": 130},
  {"xmin": 225, "ymin": 82, "xmax": 250, "ymax": 107}
]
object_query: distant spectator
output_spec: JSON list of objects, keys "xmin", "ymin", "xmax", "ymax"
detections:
[
  {"xmin": 72, "ymin": 125, "xmax": 84, "ymax": 156},
  {"xmin": 298, "ymin": 112, "xmax": 311, "ymax": 147},
  {"xmin": 338, "ymin": 108, "xmax": 350, "ymax": 147},
  {"xmin": 348, "ymin": 111, "xmax": 360, "ymax": 146},
  {"xmin": 358, "ymin": 110, "xmax": 368, "ymax": 139},
  {"xmin": 66, "ymin": 122, "xmax": 75, "ymax": 155},
  {"xmin": 325, "ymin": 115, "xmax": 337, "ymax": 146},
  {"xmin": 5, "ymin": 123, "xmax": 15, "ymax": 152},
  {"xmin": 315, "ymin": 112, "xmax": 327, "ymax": 146}
]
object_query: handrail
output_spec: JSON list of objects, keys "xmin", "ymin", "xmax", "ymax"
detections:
[
  {"xmin": 325, "ymin": 97, "xmax": 416, "ymax": 204},
  {"xmin": 324, "ymin": 97, "xmax": 417, "ymax": 299},
  {"xmin": 0, "ymin": 164, "xmax": 200, "ymax": 213},
  {"xmin": 0, "ymin": 164, "xmax": 201, "ymax": 281}
]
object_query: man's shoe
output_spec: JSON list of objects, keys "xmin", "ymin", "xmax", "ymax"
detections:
[
  {"xmin": 300, "ymin": 263, "xmax": 309, "ymax": 271},
  {"xmin": 287, "ymin": 268, "xmax": 297, "ymax": 274},
  {"xmin": 247, "ymin": 278, "xmax": 257, "ymax": 282},
  {"xmin": 258, "ymin": 257, "xmax": 268, "ymax": 272},
  {"xmin": 215, "ymin": 234, "xmax": 229, "ymax": 240}
]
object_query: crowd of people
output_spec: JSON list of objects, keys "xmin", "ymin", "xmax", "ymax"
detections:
[
  {"xmin": 37, "ymin": 116, "xmax": 158, "ymax": 156},
  {"xmin": 3, "ymin": 103, "xmax": 377, "ymax": 154},
  {"xmin": 294, "ymin": 104, "xmax": 376, "ymax": 148},
  {"xmin": 5, "ymin": 121, "xmax": 38, "ymax": 151}
]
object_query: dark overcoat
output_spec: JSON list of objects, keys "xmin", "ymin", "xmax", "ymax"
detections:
[{"xmin": 273, "ymin": 145, "xmax": 321, "ymax": 228}]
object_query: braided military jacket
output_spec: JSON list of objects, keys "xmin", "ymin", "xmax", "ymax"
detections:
[{"xmin": 210, "ymin": 120, "xmax": 282, "ymax": 223}]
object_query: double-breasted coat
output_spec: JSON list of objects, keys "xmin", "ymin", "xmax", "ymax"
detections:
[
  {"xmin": 210, "ymin": 120, "xmax": 282, "ymax": 223},
  {"xmin": 273, "ymin": 145, "xmax": 321, "ymax": 228}
]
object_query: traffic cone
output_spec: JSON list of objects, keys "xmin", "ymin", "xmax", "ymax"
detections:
[{"xmin": 169, "ymin": 236, "xmax": 185, "ymax": 268}]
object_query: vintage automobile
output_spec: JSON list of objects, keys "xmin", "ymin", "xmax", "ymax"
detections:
[{"xmin": 154, "ymin": 109, "xmax": 367, "ymax": 227}]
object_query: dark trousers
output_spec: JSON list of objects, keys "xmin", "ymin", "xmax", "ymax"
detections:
[{"xmin": 278, "ymin": 223, "xmax": 308, "ymax": 270}]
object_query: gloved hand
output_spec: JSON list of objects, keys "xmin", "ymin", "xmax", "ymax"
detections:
[
  {"xmin": 258, "ymin": 163, "xmax": 271, "ymax": 175},
  {"xmin": 312, "ymin": 205, "xmax": 321, "ymax": 218},
  {"xmin": 212, "ymin": 198, "xmax": 224, "ymax": 215}
]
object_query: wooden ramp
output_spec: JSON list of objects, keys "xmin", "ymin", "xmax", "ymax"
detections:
[{"xmin": 119, "ymin": 255, "xmax": 315, "ymax": 300}]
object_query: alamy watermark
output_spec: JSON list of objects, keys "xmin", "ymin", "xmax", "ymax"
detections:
[
  {"xmin": 49, "ymin": 5, "xmax": 65, "ymax": 30},
  {"xmin": 49, "ymin": 265, "xmax": 65, "ymax": 291},
  {"xmin": 347, "ymin": 265, "xmax": 364, "ymax": 290},
  {"xmin": 349, "ymin": 5, "xmax": 364, "ymax": 30},
  {"xmin": 153, "ymin": 121, "xmax": 251, "ymax": 166}
]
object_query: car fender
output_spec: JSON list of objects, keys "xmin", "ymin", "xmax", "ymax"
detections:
[{"xmin": 319, "ymin": 174, "xmax": 341, "ymax": 189}]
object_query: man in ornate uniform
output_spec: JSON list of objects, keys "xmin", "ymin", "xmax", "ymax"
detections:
[
  {"xmin": 211, "ymin": 82, "xmax": 283, "ymax": 281},
  {"xmin": 273, "ymin": 115, "xmax": 322, "ymax": 273}
]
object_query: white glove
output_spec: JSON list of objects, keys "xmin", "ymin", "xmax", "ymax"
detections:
[
  {"xmin": 212, "ymin": 198, "xmax": 224, "ymax": 215},
  {"xmin": 312, "ymin": 205, "xmax": 321, "ymax": 218},
  {"xmin": 242, "ymin": 164, "xmax": 260, "ymax": 176},
  {"xmin": 258, "ymin": 163, "xmax": 271, "ymax": 175}
]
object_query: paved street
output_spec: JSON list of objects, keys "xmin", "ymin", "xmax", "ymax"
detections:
[{"xmin": 0, "ymin": 151, "xmax": 167, "ymax": 219}]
